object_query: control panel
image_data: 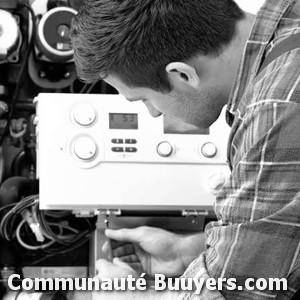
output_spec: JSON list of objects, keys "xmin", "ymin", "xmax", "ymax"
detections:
[{"xmin": 35, "ymin": 93, "xmax": 231, "ymax": 213}]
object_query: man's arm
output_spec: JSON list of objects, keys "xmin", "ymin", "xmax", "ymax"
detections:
[
  {"xmin": 179, "ymin": 101, "xmax": 300, "ymax": 299},
  {"xmin": 95, "ymin": 103, "xmax": 300, "ymax": 300}
]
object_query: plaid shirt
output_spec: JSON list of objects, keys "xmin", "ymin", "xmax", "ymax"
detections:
[{"xmin": 179, "ymin": 0, "xmax": 300, "ymax": 299}]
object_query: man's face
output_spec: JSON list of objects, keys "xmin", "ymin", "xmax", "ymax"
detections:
[{"xmin": 104, "ymin": 74, "xmax": 227, "ymax": 129}]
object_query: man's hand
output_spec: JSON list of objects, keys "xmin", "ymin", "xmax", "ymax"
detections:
[
  {"xmin": 90, "ymin": 258, "xmax": 139, "ymax": 300},
  {"xmin": 103, "ymin": 226, "xmax": 206, "ymax": 277},
  {"xmin": 95, "ymin": 257, "xmax": 138, "ymax": 280}
]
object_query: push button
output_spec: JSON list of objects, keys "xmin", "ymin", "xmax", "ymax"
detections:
[
  {"xmin": 201, "ymin": 142, "xmax": 217, "ymax": 158},
  {"xmin": 111, "ymin": 139, "xmax": 123, "ymax": 144},
  {"xmin": 112, "ymin": 147, "xmax": 124, "ymax": 152},
  {"xmin": 125, "ymin": 139, "xmax": 137, "ymax": 144},
  {"xmin": 125, "ymin": 147, "xmax": 137, "ymax": 153},
  {"xmin": 157, "ymin": 141, "xmax": 173, "ymax": 157}
]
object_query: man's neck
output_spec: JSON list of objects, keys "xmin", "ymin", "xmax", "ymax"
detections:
[
  {"xmin": 232, "ymin": 12, "xmax": 256, "ymax": 56},
  {"xmin": 215, "ymin": 12, "xmax": 256, "ymax": 103}
]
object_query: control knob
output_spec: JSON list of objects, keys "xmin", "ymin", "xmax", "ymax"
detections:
[
  {"xmin": 157, "ymin": 141, "xmax": 173, "ymax": 157},
  {"xmin": 72, "ymin": 102, "xmax": 96, "ymax": 126},
  {"xmin": 72, "ymin": 136, "xmax": 97, "ymax": 160}
]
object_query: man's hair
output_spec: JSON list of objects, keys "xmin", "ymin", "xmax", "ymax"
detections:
[{"xmin": 70, "ymin": 0, "xmax": 244, "ymax": 92}]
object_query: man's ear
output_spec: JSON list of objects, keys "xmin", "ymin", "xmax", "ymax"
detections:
[{"xmin": 166, "ymin": 62, "xmax": 200, "ymax": 89}]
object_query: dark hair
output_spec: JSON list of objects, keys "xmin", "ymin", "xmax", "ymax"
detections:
[{"xmin": 70, "ymin": 0, "xmax": 244, "ymax": 92}]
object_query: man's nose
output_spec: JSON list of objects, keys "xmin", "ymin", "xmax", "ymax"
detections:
[{"xmin": 143, "ymin": 101, "xmax": 162, "ymax": 118}]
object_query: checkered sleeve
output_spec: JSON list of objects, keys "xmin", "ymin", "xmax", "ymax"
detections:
[{"xmin": 178, "ymin": 102, "xmax": 300, "ymax": 300}]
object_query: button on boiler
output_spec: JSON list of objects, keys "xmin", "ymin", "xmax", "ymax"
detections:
[
  {"xmin": 72, "ymin": 102, "xmax": 96, "ymax": 126},
  {"xmin": 157, "ymin": 141, "xmax": 173, "ymax": 157},
  {"xmin": 201, "ymin": 142, "xmax": 217, "ymax": 158},
  {"xmin": 111, "ymin": 139, "xmax": 123, "ymax": 144},
  {"xmin": 125, "ymin": 139, "xmax": 137, "ymax": 144},
  {"xmin": 125, "ymin": 147, "xmax": 137, "ymax": 153},
  {"xmin": 73, "ymin": 136, "xmax": 97, "ymax": 160},
  {"xmin": 112, "ymin": 147, "xmax": 124, "ymax": 152}
]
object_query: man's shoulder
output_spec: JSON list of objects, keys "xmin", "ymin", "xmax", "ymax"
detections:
[{"xmin": 240, "ymin": 48, "xmax": 300, "ymax": 112}]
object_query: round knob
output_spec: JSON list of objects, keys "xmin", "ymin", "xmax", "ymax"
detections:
[
  {"xmin": 208, "ymin": 172, "xmax": 226, "ymax": 194},
  {"xmin": 36, "ymin": 7, "xmax": 76, "ymax": 62},
  {"xmin": 72, "ymin": 136, "xmax": 97, "ymax": 160},
  {"xmin": 0, "ymin": 10, "xmax": 20, "ymax": 56},
  {"xmin": 72, "ymin": 102, "xmax": 96, "ymax": 126},
  {"xmin": 201, "ymin": 142, "xmax": 217, "ymax": 158},
  {"xmin": 157, "ymin": 141, "xmax": 173, "ymax": 157}
]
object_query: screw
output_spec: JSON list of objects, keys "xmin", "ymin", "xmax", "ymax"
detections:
[
  {"xmin": 64, "ymin": 72, "xmax": 71, "ymax": 79},
  {"xmin": 39, "ymin": 71, "xmax": 46, "ymax": 78}
]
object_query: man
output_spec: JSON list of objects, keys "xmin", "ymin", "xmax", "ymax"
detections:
[{"xmin": 70, "ymin": 0, "xmax": 300, "ymax": 299}]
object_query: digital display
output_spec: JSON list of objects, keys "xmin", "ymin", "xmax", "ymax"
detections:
[{"xmin": 109, "ymin": 113, "xmax": 138, "ymax": 129}]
